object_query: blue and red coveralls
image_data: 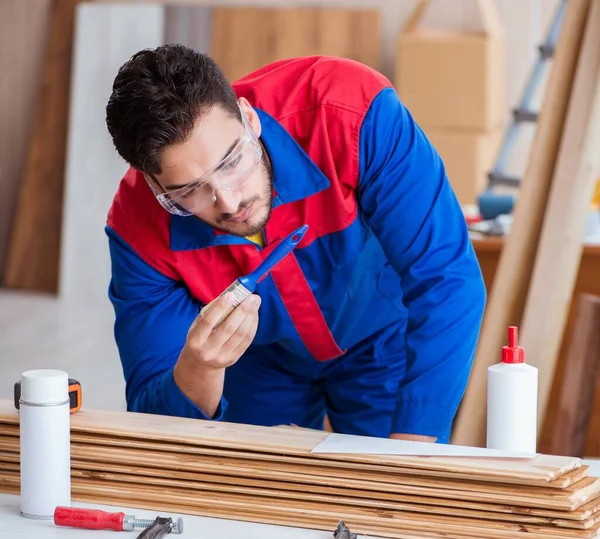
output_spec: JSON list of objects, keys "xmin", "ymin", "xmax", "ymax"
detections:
[{"xmin": 105, "ymin": 56, "xmax": 486, "ymax": 443}]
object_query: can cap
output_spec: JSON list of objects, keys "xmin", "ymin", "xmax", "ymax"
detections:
[
  {"xmin": 20, "ymin": 369, "xmax": 69, "ymax": 405},
  {"xmin": 501, "ymin": 326, "xmax": 525, "ymax": 364}
]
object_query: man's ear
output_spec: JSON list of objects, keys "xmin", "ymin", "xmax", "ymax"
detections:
[{"xmin": 239, "ymin": 97, "xmax": 262, "ymax": 138}]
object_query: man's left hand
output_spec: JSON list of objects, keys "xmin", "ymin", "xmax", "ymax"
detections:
[{"xmin": 390, "ymin": 433, "xmax": 437, "ymax": 443}]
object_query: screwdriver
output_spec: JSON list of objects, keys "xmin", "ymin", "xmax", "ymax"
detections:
[{"xmin": 54, "ymin": 506, "xmax": 184, "ymax": 534}]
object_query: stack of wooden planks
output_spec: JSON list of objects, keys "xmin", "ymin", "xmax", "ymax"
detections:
[{"xmin": 1, "ymin": 399, "xmax": 600, "ymax": 539}]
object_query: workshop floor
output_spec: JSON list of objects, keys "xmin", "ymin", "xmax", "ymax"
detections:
[{"xmin": 0, "ymin": 290, "xmax": 126, "ymax": 411}]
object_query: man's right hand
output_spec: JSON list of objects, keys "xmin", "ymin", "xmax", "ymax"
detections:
[{"xmin": 173, "ymin": 292, "xmax": 261, "ymax": 417}]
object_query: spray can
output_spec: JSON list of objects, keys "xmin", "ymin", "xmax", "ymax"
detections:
[
  {"xmin": 486, "ymin": 326, "xmax": 538, "ymax": 454},
  {"xmin": 19, "ymin": 369, "xmax": 71, "ymax": 519}
]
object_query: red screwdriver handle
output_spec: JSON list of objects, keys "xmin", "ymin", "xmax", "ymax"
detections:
[{"xmin": 54, "ymin": 506, "xmax": 126, "ymax": 531}]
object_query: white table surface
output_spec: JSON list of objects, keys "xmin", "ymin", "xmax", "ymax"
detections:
[{"xmin": 0, "ymin": 493, "xmax": 371, "ymax": 539}]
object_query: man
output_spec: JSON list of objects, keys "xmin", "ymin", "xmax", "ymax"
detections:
[{"xmin": 104, "ymin": 44, "xmax": 486, "ymax": 444}]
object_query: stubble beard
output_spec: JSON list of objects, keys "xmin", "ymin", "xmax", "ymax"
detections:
[{"xmin": 217, "ymin": 151, "xmax": 273, "ymax": 237}]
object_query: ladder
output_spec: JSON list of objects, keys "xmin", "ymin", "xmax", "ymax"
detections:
[{"xmin": 485, "ymin": 0, "xmax": 568, "ymax": 190}]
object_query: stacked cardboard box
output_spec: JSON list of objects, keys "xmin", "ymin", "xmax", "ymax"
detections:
[{"xmin": 395, "ymin": 0, "xmax": 506, "ymax": 207}]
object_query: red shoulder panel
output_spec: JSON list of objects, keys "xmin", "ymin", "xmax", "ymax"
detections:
[{"xmin": 107, "ymin": 168, "xmax": 181, "ymax": 281}]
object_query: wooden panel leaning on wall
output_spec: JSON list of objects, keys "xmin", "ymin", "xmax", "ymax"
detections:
[
  {"xmin": 451, "ymin": 0, "xmax": 593, "ymax": 448},
  {"xmin": 0, "ymin": 0, "xmax": 52, "ymax": 283},
  {"xmin": 3, "ymin": 0, "xmax": 80, "ymax": 293},
  {"xmin": 472, "ymin": 238, "xmax": 600, "ymax": 457},
  {"xmin": 519, "ymin": 0, "xmax": 600, "ymax": 440}
]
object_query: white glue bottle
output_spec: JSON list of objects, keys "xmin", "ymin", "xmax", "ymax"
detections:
[
  {"xmin": 19, "ymin": 369, "xmax": 71, "ymax": 519},
  {"xmin": 486, "ymin": 326, "xmax": 538, "ymax": 454}
]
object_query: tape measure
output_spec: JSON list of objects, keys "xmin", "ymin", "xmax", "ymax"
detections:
[{"xmin": 14, "ymin": 378, "xmax": 82, "ymax": 414}]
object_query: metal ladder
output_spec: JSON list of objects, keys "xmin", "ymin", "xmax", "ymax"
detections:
[{"xmin": 485, "ymin": 0, "xmax": 568, "ymax": 190}]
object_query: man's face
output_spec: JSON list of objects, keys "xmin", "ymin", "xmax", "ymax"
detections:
[{"xmin": 152, "ymin": 98, "xmax": 273, "ymax": 237}]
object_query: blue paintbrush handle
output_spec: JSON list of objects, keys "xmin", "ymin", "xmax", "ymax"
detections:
[{"xmin": 238, "ymin": 224, "xmax": 308, "ymax": 292}]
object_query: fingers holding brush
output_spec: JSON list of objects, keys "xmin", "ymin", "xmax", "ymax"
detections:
[
  {"xmin": 208, "ymin": 294, "xmax": 261, "ymax": 356},
  {"xmin": 183, "ymin": 292, "xmax": 261, "ymax": 371},
  {"xmin": 189, "ymin": 292, "xmax": 236, "ymax": 344},
  {"xmin": 221, "ymin": 298, "xmax": 261, "ymax": 359}
]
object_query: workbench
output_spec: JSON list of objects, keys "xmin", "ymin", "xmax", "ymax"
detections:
[{"xmin": 0, "ymin": 493, "xmax": 379, "ymax": 539}]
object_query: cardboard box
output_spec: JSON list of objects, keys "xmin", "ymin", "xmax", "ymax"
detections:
[
  {"xmin": 396, "ymin": 0, "xmax": 507, "ymax": 131},
  {"xmin": 426, "ymin": 127, "xmax": 503, "ymax": 206}
]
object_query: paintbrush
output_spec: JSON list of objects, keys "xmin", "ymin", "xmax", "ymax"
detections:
[{"xmin": 202, "ymin": 224, "xmax": 308, "ymax": 326}]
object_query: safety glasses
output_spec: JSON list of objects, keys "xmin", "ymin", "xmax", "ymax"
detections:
[{"xmin": 146, "ymin": 105, "xmax": 262, "ymax": 217}]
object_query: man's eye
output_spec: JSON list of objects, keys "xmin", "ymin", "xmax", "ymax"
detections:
[
  {"xmin": 222, "ymin": 154, "xmax": 242, "ymax": 171},
  {"xmin": 180, "ymin": 185, "xmax": 199, "ymax": 199}
]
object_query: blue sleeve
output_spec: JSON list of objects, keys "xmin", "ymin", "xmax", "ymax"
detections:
[
  {"xmin": 105, "ymin": 226, "xmax": 228, "ymax": 420},
  {"xmin": 358, "ymin": 87, "xmax": 486, "ymax": 442}
]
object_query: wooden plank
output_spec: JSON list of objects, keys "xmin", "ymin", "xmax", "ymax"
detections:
[
  {"xmin": 4, "ymin": 395, "xmax": 599, "ymax": 539},
  {"xmin": 0, "ymin": 463, "xmax": 590, "ymax": 528},
  {"xmin": 0, "ymin": 0, "xmax": 52, "ymax": 281},
  {"xmin": 519, "ymin": 0, "xmax": 600, "ymax": 438},
  {"xmin": 0, "ymin": 426, "xmax": 589, "ymax": 489},
  {"xmin": 2, "ymin": 471, "xmax": 598, "ymax": 539},
  {"xmin": 58, "ymin": 2, "xmax": 165, "ymax": 300},
  {"xmin": 0, "ymin": 437, "xmax": 594, "ymax": 511},
  {"xmin": 452, "ymin": 0, "xmax": 593, "ymax": 448},
  {"xmin": 210, "ymin": 7, "xmax": 380, "ymax": 82},
  {"xmin": 0, "ymin": 400, "xmax": 582, "ymax": 484},
  {"xmin": 550, "ymin": 294, "xmax": 600, "ymax": 457},
  {"xmin": 62, "ymin": 465, "xmax": 600, "ymax": 524},
  {"xmin": 3, "ymin": 0, "xmax": 80, "ymax": 293}
]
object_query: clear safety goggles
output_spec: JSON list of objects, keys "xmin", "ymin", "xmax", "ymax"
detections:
[{"xmin": 147, "ymin": 106, "xmax": 263, "ymax": 217}]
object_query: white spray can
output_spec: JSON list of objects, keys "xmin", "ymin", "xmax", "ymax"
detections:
[
  {"xmin": 486, "ymin": 326, "xmax": 538, "ymax": 454},
  {"xmin": 19, "ymin": 369, "xmax": 71, "ymax": 519}
]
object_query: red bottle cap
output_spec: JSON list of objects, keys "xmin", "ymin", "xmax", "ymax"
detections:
[{"xmin": 502, "ymin": 326, "xmax": 525, "ymax": 364}]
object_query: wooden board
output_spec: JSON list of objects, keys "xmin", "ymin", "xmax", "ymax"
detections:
[
  {"xmin": 41, "ymin": 430, "xmax": 600, "ymax": 489},
  {"xmin": 519, "ymin": 0, "xmax": 600, "ymax": 436},
  {"xmin": 58, "ymin": 2, "xmax": 165, "ymax": 301},
  {"xmin": 0, "ymin": 435, "xmax": 595, "ymax": 511},
  {"xmin": 0, "ymin": 0, "xmax": 52, "ymax": 282},
  {"xmin": 1, "ymin": 460, "xmax": 597, "ymax": 527},
  {"xmin": 2, "ymin": 452, "xmax": 599, "ymax": 522},
  {"xmin": 451, "ymin": 0, "xmax": 593, "ymax": 448},
  {"xmin": 3, "ymin": 399, "xmax": 599, "ymax": 539},
  {"xmin": 210, "ymin": 7, "xmax": 380, "ymax": 82},
  {"xmin": 2, "ymin": 471, "xmax": 599, "ymax": 539},
  {"xmin": 550, "ymin": 294, "xmax": 600, "ymax": 457},
  {"xmin": 3, "ymin": 0, "xmax": 80, "ymax": 293},
  {"xmin": 0, "ymin": 400, "xmax": 582, "ymax": 484},
  {"xmin": 0, "ymin": 426, "xmax": 589, "ymax": 489}
]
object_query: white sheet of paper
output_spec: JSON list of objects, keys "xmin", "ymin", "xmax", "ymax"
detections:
[{"xmin": 311, "ymin": 433, "xmax": 537, "ymax": 459}]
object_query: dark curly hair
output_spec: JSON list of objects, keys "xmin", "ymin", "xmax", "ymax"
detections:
[{"xmin": 105, "ymin": 44, "xmax": 240, "ymax": 175}]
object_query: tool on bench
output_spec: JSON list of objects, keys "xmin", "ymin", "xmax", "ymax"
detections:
[
  {"xmin": 14, "ymin": 377, "xmax": 82, "ymax": 414},
  {"xmin": 135, "ymin": 516, "xmax": 182, "ymax": 538},
  {"xmin": 333, "ymin": 521, "xmax": 357, "ymax": 539},
  {"xmin": 54, "ymin": 506, "xmax": 184, "ymax": 535}
]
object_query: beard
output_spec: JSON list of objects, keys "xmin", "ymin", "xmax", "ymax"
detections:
[{"xmin": 215, "ymin": 150, "xmax": 273, "ymax": 237}]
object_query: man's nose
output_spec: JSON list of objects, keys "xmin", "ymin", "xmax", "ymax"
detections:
[{"xmin": 214, "ymin": 188, "xmax": 242, "ymax": 214}]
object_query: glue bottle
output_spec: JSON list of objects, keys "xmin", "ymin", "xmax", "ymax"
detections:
[
  {"xmin": 19, "ymin": 369, "xmax": 71, "ymax": 519},
  {"xmin": 486, "ymin": 326, "xmax": 538, "ymax": 454}
]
